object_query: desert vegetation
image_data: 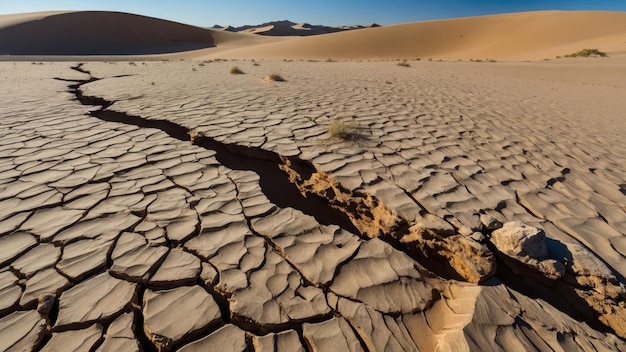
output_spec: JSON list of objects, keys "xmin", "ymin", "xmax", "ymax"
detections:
[
  {"xmin": 564, "ymin": 48, "xmax": 607, "ymax": 58},
  {"xmin": 329, "ymin": 120, "xmax": 361, "ymax": 141},
  {"xmin": 230, "ymin": 66, "xmax": 245, "ymax": 74},
  {"xmin": 264, "ymin": 73, "xmax": 285, "ymax": 82}
]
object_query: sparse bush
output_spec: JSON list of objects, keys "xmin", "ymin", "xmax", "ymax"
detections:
[
  {"xmin": 564, "ymin": 48, "xmax": 607, "ymax": 58},
  {"xmin": 329, "ymin": 120, "xmax": 360, "ymax": 141},
  {"xmin": 264, "ymin": 74, "xmax": 285, "ymax": 82},
  {"xmin": 230, "ymin": 66, "xmax": 244, "ymax": 74},
  {"xmin": 397, "ymin": 61, "xmax": 410, "ymax": 67},
  {"xmin": 325, "ymin": 58, "xmax": 336, "ymax": 62}
]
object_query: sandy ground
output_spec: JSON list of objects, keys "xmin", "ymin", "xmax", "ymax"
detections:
[{"xmin": 0, "ymin": 58, "xmax": 625, "ymax": 351}]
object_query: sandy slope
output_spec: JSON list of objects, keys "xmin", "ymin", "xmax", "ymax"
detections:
[
  {"xmin": 201, "ymin": 11, "xmax": 626, "ymax": 60},
  {"xmin": 0, "ymin": 11, "xmax": 277, "ymax": 56},
  {"xmin": 1, "ymin": 10, "xmax": 625, "ymax": 60}
]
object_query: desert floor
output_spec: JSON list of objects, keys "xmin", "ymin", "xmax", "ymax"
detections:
[{"xmin": 1, "ymin": 58, "xmax": 625, "ymax": 351}]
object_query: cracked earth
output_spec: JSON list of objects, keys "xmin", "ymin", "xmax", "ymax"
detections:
[{"xmin": 1, "ymin": 60, "xmax": 626, "ymax": 351}]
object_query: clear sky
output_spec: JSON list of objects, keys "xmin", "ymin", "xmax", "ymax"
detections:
[{"xmin": 1, "ymin": 0, "xmax": 625, "ymax": 27}]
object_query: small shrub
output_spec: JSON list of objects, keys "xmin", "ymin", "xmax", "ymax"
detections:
[
  {"xmin": 264, "ymin": 74, "xmax": 285, "ymax": 82},
  {"xmin": 556, "ymin": 56, "xmax": 562, "ymax": 59},
  {"xmin": 329, "ymin": 120, "xmax": 360, "ymax": 141},
  {"xmin": 325, "ymin": 58, "xmax": 335, "ymax": 62},
  {"xmin": 564, "ymin": 48, "xmax": 607, "ymax": 58},
  {"xmin": 230, "ymin": 66, "xmax": 244, "ymax": 74},
  {"xmin": 397, "ymin": 61, "xmax": 410, "ymax": 67}
]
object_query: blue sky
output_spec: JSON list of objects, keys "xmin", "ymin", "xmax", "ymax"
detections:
[{"xmin": 1, "ymin": 0, "xmax": 625, "ymax": 26}]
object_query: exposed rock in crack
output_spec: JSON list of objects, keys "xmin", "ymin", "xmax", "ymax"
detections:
[{"xmin": 486, "ymin": 221, "xmax": 626, "ymax": 337}]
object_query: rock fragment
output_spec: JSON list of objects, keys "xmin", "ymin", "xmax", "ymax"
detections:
[{"xmin": 490, "ymin": 222, "xmax": 565, "ymax": 279}]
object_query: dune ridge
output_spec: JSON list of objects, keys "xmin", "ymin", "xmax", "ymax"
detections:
[
  {"xmin": 204, "ymin": 10, "xmax": 626, "ymax": 60},
  {"xmin": 0, "ymin": 11, "xmax": 252, "ymax": 55},
  {"xmin": 1, "ymin": 10, "xmax": 626, "ymax": 60}
]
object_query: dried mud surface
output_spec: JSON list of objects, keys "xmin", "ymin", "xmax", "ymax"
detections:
[{"xmin": 1, "ymin": 60, "xmax": 625, "ymax": 351}]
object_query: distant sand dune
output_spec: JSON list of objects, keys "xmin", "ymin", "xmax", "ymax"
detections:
[
  {"xmin": 202, "ymin": 11, "xmax": 626, "ymax": 60},
  {"xmin": 0, "ymin": 11, "xmax": 222, "ymax": 55}
]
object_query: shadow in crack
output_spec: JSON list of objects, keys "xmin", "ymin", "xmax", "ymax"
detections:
[{"xmin": 195, "ymin": 136, "xmax": 362, "ymax": 236}]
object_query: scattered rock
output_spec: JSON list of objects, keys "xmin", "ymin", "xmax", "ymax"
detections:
[
  {"xmin": 490, "ymin": 222, "xmax": 565, "ymax": 279},
  {"xmin": 37, "ymin": 293, "xmax": 56, "ymax": 316}
]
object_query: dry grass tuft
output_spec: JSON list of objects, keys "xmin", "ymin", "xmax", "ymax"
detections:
[
  {"xmin": 564, "ymin": 48, "xmax": 607, "ymax": 58},
  {"xmin": 397, "ymin": 61, "xmax": 410, "ymax": 67},
  {"xmin": 230, "ymin": 66, "xmax": 245, "ymax": 74},
  {"xmin": 264, "ymin": 73, "xmax": 285, "ymax": 82},
  {"xmin": 329, "ymin": 120, "xmax": 362, "ymax": 141}
]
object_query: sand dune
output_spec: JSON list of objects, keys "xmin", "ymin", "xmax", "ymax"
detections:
[
  {"xmin": 2, "ymin": 10, "xmax": 626, "ymax": 60},
  {"xmin": 0, "ymin": 11, "xmax": 274, "ymax": 56},
  {"xmin": 218, "ymin": 20, "xmax": 353, "ymax": 36},
  {"xmin": 202, "ymin": 11, "xmax": 626, "ymax": 60}
]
